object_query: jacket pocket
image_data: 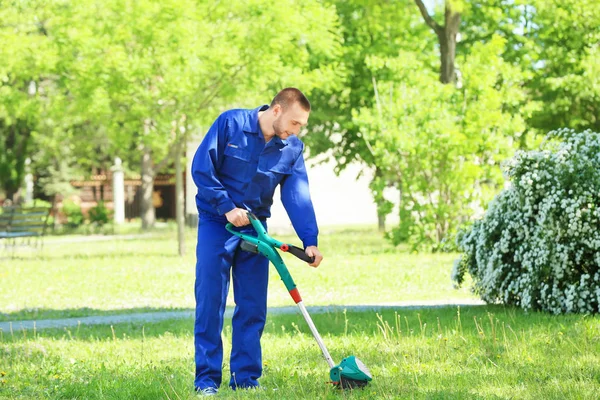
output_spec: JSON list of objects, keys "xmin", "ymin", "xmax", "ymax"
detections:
[
  {"xmin": 224, "ymin": 145, "xmax": 251, "ymax": 161},
  {"xmin": 221, "ymin": 146, "xmax": 254, "ymax": 182}
]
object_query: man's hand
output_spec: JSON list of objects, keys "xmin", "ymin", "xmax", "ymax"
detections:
[
  {"xmin": 305, "ymin": 246, "xmax": 323, "ymax": 268},
  {"xmin": 225, "ymin": 208, "xmax": 250, "ymax": 227}
]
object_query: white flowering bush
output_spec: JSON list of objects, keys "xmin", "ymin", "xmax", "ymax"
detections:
[{"xmin": 453, "ymin": 129, "xmax": 600, "ymax": 314}]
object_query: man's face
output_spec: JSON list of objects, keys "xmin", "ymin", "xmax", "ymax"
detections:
[{"xmin": 272, "ymin": 102, "xmax": 310, "ymax": 140}]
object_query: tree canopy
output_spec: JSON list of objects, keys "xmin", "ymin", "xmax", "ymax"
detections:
[{"xmin": 1, "ymin": 0, "xmax": 598, "ymax": 248}]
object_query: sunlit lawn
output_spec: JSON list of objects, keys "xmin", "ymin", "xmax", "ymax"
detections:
[
  {"xmin": 1, "ymin": 306, "xmax": 599, "ymax": 399},
  {"xmin": 0, "ymin": 225, "xmax": 475, "ymax": 322},
  {"xmin": 1, "ymin": 225, "xmax": 599, "ymax": 398}
]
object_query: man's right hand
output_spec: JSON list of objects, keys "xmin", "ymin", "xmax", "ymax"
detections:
[{"xmin": 225, "ymin": 208, "xmax": 250, "ymax": 227}]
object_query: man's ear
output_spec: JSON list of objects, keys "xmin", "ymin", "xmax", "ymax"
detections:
[{"xmin": 272, "ymin": 104, "xmax": 282, "ymax": 117}]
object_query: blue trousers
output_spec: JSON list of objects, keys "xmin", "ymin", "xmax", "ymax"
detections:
[{"xmin": 194, "ymin": 213, "xmax": 269, "ymax": 390}]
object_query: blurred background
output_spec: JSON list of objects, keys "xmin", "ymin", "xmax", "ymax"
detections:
[{"xmin": 1, "ymin": 0, "xmax": 598, "ymax": 252}]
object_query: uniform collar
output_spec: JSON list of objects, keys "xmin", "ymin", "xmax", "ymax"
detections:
[
  {"xmin": 243, "ymin": 105, "xmax": 269, "ymax": 135},
  {"xmin": 244, "ymin": 104, "xmax": 287, "ymax": 148}
]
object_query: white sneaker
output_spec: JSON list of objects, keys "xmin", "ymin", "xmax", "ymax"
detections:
[{"xmin": 197, "ymin": 387, "xmax": 218, "ymax": 396}]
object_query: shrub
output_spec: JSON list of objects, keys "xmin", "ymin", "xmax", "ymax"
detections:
[
  {"xmin": 454, "ymin": 129, "xmax": 600, "ymax": 314},
  {"xmin": 62, "ymin": 200, "xmax": 85, "ymax": 227},
  {"xmin": 88, "ymin": 201, "xmax": 111, "ymax": 226}
]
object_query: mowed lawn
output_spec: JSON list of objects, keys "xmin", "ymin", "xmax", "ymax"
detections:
[
  {"xmin": 2, "ymin": 225, "xmax": 599, "ymax": 399},
  {"xmin": 1, "ymin": 225, "xmax": 475, "ymax": 322},
  {"xmin": 1, "ymin": 307, "xmax": 599, "ymax": 399}
]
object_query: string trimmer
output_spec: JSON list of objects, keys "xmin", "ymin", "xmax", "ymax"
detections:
[{"xmin": 226, "ymin": 212, "xmax": 372, "ymax": 389}]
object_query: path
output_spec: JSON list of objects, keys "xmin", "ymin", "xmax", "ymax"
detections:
[{"xmin": 0, "ymin": 299, "xmax": 485, "ymax": 332}]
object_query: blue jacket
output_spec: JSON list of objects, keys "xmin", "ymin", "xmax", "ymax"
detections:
[{"xmin": 191, "ymin": 105, "xmax": 318, "ymax": 248}]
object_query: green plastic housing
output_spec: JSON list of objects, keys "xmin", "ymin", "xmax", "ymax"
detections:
[{"xmin": 329, "ymin": 356, "xmax": 373, "ymax": 383}]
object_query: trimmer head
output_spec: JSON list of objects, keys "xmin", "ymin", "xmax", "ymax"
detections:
[{"xmin": 330, "ymin": 356, "xmax": 372, "ymax": 389}]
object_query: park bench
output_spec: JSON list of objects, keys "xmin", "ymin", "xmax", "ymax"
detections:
[{"xmin": 0, "ymin": 206, "xmax": 51, "ymax": 250}]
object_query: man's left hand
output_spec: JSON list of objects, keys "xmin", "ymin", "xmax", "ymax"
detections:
[{"xmin": 305, "ymin": 246, "xmax": 323, "ymax": 268}]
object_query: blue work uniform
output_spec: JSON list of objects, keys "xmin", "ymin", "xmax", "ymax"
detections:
[{"xmin": 191, "ymin": 105, "xmax": 318, "ymax": 390}]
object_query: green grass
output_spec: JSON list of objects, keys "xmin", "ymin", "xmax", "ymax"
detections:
[
  {"xmin": 0, "ymin": 226, "xmax": 475, "ymax": 322},
  {"xmin": 1, "ymin": 306, "xmax": 599, "ymax": 399},
  {"xmin": 41, "ymin": 219, "xmax": 170, "ymax": 237},
  {"xmin": 1, "ymin": 225, "xmax": 599, "ymax": 398}
]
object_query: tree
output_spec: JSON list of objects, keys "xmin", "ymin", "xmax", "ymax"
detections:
[
  {"xmin": 69, "ymin": 0, "xmax": 342, "ymax": 236},
  {"xmin": 42, "ymin": 0, "xmax": 341, "ymax": 259},
  {"xmin": 0, "ymin": 1, "xmax": 58, "ymax": 202},
  {"xmin": 306, "ymin": 0, "xmax": 433, "ymax": 230},
  {"xmin": 414, "ymin": 0, "xmax": 462, "ymax": 84},
  {"xmin": 0, "ymin": 0, "xmax": 342, "ymax": 255},
  {"xmin": 458, "ymin": 0, "xmax": 600, "ymax": 139},
  {"xmin": 306, "ymin": 0, "xmax": 531, "ymax": 247},
  {"xmin": 527, "ymin": 0, "xmax": 600, "ymax": 133},
  {"xmin": 354, "ymin": 37, "xmax": 527, "ymax": 250},
  {"xmin": 1, "ymin": 1, "xmax": 112, "ymax": 208}
]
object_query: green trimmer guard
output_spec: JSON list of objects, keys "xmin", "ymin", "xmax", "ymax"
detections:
[
  {"xmin": 330, "ymin": 356, "xmax": 372, "ymax": 389},
  {"xmin": 226, "ymin": 212, "xmax": 372, "ymax": 389}
]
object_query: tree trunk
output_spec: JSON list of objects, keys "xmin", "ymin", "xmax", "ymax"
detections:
[
  {"xmin": 439, "ymin": 4, "xmax": 460, "ymax": 84},
  {"xmin": 519, "ymin": 128, "xmax": 529, "ymax": 150},
  {"xmin": 377, "ymin": 213, "xmax": 385, "ymax": 233},
  {"xmin": 439, "ymin": 31, "xmax": 456, "ymax": 84},
  {"xmin": 140, "ymin": 146, "xmax": 155, "ymax": 230},
  {"xmin": 1, "ymin": 121, "xmax": 31, "ymax": 202},
  {"xmin": 414, "ymin": 0, "xmax": 461, "ymax": 85},
  {"xmin": 175, "ymin": 139, "xmax": 185, "ymax": 256},
  {"xmin": 5, "ymin": 188, "xmax": 18, "ymax": 203},
  {"xmin": 372, "ymin": 167, "xmax": 387, "ymax": 233},
  {"xmin": 51, "ymin": 194, "xmax": 59, "ymax": 231}
]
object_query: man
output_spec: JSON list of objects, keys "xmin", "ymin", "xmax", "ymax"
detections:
[{"xmin": 191, "ymin": 88, "xmax": 323, "ymax": 396}]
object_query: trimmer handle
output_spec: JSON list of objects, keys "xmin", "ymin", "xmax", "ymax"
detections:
[
  {"xmin": 246, "ymin": 211, "xmax": 260, "ymax": 222},
  {"xmin": 225, "ymin": 211, "xmax": 315, "ymax": 264},
  {"xmin": 281, "ymin": 243, "xmax": 315, "ymax": 264}
]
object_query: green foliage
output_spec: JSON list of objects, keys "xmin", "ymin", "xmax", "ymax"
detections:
[
  {"xmin": 529, "ymin": 0, "xmax": 600, "ymax": 133},
  {"xmin": 41, "ymin": 0, "xmax": 342, "ymax": 229},
  {"xmin": 460, "ymin": 0, "xmax": 600, "ymax": 136},
  {"xmin": 0, "ymin": 1, "xmax": 59, "ymax": 200},
  {"xmin": 305, "ymin": 0, "xmax": 437, "ymax": 231},
  {"xmin": 354, "ymin": 36, "xmax": 527, "ymax": 251},
  {"xmin": 307, "ymin": 0, "xmax": 433, "ymax": 168},
  {"xmin": 306, "ymin": 0, "xmax": 598, "ymax": 253},
  {"xmin": 2, "ymin": 0, "xmax": 599, "ymax": 245},
  {"xmin": 455, "ymin": 129, "xmax": 600, "ymax": 314},
  {"xmin": 88, "ymin": 201, "xmax": 110, "ymax": 226},
  {"xmin": 59, "ymin": 0, "xmax": 342, "ymax": 165},
  {"xmin": 0, "ymin": 1, "xmax": 109, "ymax": 200},
  {"xmin": 1, "ymin": 0, "xmax": 342, "ymax": 211},
  {"xmin": 0, "ymin": 121, "xmax": 31, "ymax": 201},
  {"xmin": 21, "ymin": 199, "xmax": 52, "ymax": 209},
  {"xmin": 36, "ymin": 160, "xmax": 78, "ymax": 201},
  {"xmin": 61, "ymin": 200, "xmax": 84, "ymax": 228}
]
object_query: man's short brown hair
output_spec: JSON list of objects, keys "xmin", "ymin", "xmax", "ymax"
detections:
[{"xmin": 270, "ymin": 87, "xmax": 311, "ymax": 112}]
